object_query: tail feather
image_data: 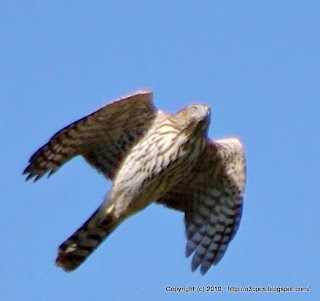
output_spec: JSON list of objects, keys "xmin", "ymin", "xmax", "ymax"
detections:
[{"xmin": 56, "ymin": 204, "xmax": 119, "ymax": 271}]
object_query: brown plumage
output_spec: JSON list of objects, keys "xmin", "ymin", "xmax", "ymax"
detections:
[{"xmin": 24, "ymin": 89, "xmax": 246, "ymax": 274}]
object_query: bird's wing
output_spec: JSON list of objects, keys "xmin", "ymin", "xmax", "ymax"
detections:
[
  {"xmin": 24, "ymin": 89, "xmax": 157, "ymax": 181},
  {"xmin": 156, "ymin": 138, "xmax": 246, "ymax": 275}
]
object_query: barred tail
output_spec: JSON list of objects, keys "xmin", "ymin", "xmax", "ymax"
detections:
[{"xmin": 56, "ymin": 203, "xmax": 120, "ymax": 271}]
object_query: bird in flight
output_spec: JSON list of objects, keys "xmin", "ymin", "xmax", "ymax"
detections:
[{"xmin": 23, "ymin": 89, "xmax": 246, "ymax": 275}]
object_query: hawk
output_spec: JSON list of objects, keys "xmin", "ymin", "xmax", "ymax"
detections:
[{"xmin": 24, "ymin": 89, "xmax": 246, "ymax": 275}]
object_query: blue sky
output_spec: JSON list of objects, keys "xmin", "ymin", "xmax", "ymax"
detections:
[{"xmin": 1, "ymin": 1, "xmax": 319, "ymax": 300}]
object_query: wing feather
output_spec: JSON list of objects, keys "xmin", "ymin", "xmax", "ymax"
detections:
[
  {"xmin": 23, "ymin": 89, "xmax": 157, "ymax": 181},
  {"xmin": 157, "ymin": 138, "xmax": 246, "ymax": 274}
]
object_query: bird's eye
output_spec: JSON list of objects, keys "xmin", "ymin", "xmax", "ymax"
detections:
[{"xmin": 191, "ymin": 106, "xmax": 198, "ymax": 113}]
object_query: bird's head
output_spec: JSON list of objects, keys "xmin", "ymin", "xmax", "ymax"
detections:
[{"xmin": 173, "ymin": 104, "xmax": 211, "ymax": 136}]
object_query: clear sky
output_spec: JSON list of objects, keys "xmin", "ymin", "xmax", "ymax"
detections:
[{"xmin": 1, "ymin": 1, "xmax": 319, "ymax": 300}]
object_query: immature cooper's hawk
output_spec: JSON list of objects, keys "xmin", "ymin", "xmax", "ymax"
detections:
[{"xmin": 24, "ymin": 89, "xmax": 246, "ymax": 275}]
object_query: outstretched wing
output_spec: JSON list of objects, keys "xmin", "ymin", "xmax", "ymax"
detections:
[
  {"xmin": 23, "ymin": 89, "xmax": 157, "ymax": 181},
  {"xmin": 157, "ymin": 138, "xmax": 246, "ymax": 275}
]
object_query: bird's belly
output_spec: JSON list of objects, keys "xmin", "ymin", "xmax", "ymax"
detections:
[
  {"xmin": 111, "ymin": 134, "xmax": 205, "ymax": 218},
  {"xmin": 114, "ymin": 152, "xmax": 198, "ymax": 218}
]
